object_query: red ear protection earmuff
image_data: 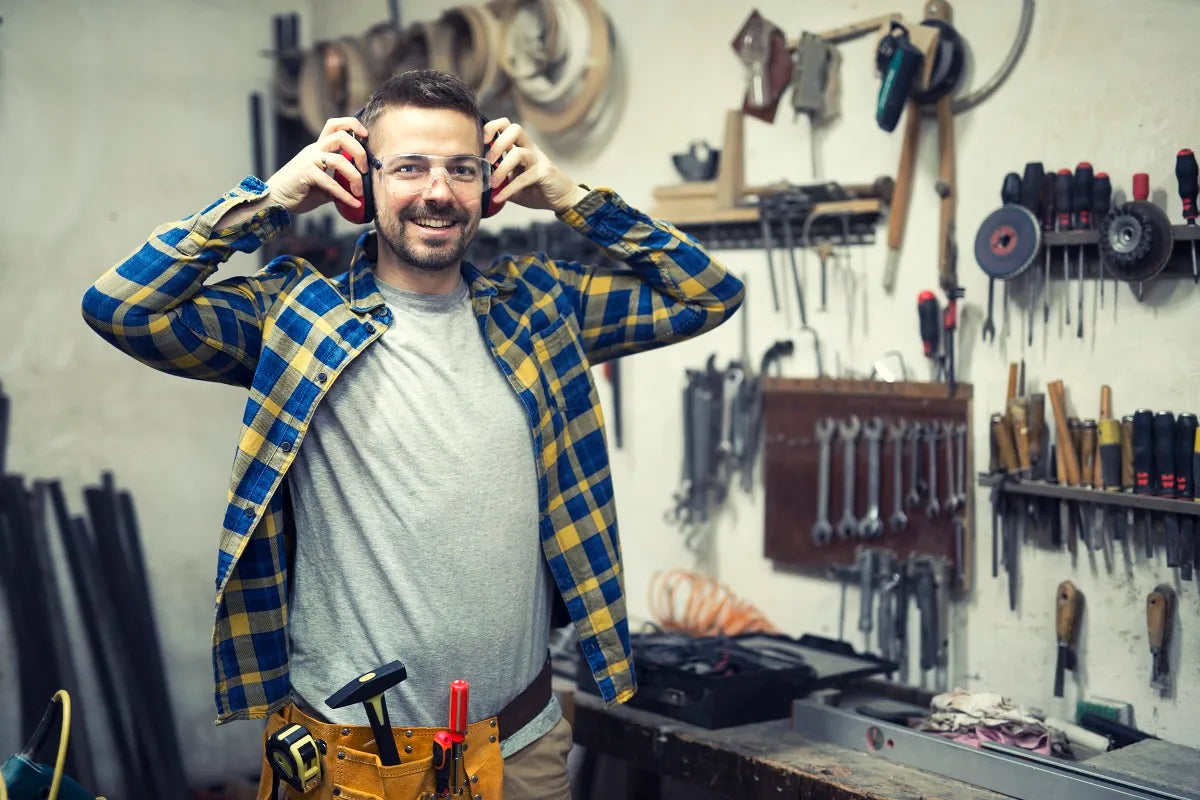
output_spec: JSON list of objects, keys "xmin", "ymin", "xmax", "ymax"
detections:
[{"xmin": 332, "ymin": 111, "xmax": 509, "ymax": 224}]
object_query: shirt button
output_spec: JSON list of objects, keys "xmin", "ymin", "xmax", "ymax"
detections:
[
  {"xmin": 281, "ymin": 441, "xmax": 293, "ymax": 453},
  {"xmin": 243, "ymin": 507, "xmax": 254, "ymax": 518},
  {"xmin": 316, "ymin": 372, "xmax": 328, "ymax": 384},
  {"xmin": 364, "ymin": 323, "xmax": 376, "ymax": 335}
]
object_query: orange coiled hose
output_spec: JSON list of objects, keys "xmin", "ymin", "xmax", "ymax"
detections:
[{"xmin": 649, "ymin": 569, "xmax": 779, "ymax": 636}]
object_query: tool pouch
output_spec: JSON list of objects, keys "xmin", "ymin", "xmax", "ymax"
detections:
[{"xmin": 257, "ymin": 703, "xmax": 505, "ymax": 800}]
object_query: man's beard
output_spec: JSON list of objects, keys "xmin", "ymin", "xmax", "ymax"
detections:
[{"xmin": 376, "ymin": 200, "xmax": 478, "ymax": 273}]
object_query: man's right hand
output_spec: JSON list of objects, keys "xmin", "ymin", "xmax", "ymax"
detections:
[{"xmin": 265, "ymin": 116, "xmax": 370, "ymax": 215}]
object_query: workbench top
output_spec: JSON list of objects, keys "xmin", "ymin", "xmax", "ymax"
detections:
[{"xmin": 570, "ymin": 687, "xmax": 1008, "ymax": 800}]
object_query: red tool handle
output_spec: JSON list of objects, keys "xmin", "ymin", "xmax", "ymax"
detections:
[
  {"xmin": 1133, "ymin": 172, "xmax": 1150, "ymax": 202},
  {"xmin": 1055, "ymin": 169, "xmax": 1073, "ymax": 229},
  {"xmin": 449, "ymin": 680, "xmax": 469, "ymax": 736},
  {"xmin": 917, "ymin": 290, "xmax": 939, "ymax": 358}
]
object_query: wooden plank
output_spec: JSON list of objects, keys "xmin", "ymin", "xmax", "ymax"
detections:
[
  {"xmin": 714, "ymin": 109, "xmax": 744, "ymax": 210},
  {"xmin": 761, "ymin": 378, "xmax": 973, "ymax": 579},
  {"xmin": 648, "ymin": 199, "xmax": 885, "ymax": 229},
  {"xmin": 571, "ymin": 688, "xmax": 1006, "ymax": 800}
]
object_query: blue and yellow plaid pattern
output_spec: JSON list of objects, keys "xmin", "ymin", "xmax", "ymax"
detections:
[{"xmin": 82, "ymin": 176, "xmax": 744, "ymax": 723}]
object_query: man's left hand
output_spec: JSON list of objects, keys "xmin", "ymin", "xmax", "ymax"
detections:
[{"xmin": 484, "ymin": 118, "xmax": 589, "ymax": 214}]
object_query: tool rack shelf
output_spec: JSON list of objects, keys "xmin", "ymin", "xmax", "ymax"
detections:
[
  {"xmin": 976, "ymin": 473, "xmax": 1200, "ymax": 515},
  {"xmin": 671, "ymin": 199, "xmax": 884, "ymax": 252},
  {"xmin": 1041, "ymin": 224, "xmax": 1200, "ymax": 279}
]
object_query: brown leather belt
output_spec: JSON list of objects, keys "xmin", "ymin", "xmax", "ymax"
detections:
[{"xmin": 498, "ymin": 657, "xmax": 552, "ymax": 741}]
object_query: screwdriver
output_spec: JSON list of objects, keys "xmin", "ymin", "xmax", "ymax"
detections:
[
  {"xmin": 1020, "ymin": 162, "xmax": 1045, "ymax": 346},
  {"xmin": 1132, "ymin": 409, "xmax": 1155, "ymax": 557},
  {"xmin": 1093, "ymin": 173, "xmax": 1112, "ymax": 307},
  {"xmin": 1132, "ymin": 173, "xmax": 1151, "ymax": 300},
  {"xmin": 1175, "ymin": 149, "xmax": 1199, "ymax": 283},
  {"xmin": 1055, "ymin": 169, "xmax": 1073, "ymax": 325},
  {"xmin": 1040, "ymin": 173, "xmax": 1056, "ymax": 325},
  {"xmin": 1176, "ymin": 413, "xmax": 1197, "ymax": 580},
  {"xmin": 1154, "ymin": 411, "xmax": 1179, "ymax": 569},
  {"xmin": 918, "ymin": 290, "xmax": 941, "ymax": 380},
  {"xmin": 1072, "ymin": 163, "xmax": 1094, "ymax": 338}
]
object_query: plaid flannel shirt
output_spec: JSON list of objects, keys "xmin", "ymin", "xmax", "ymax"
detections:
[{"xmin": 82, "ymin": 176, "xmax": 744, "ymax": 723}]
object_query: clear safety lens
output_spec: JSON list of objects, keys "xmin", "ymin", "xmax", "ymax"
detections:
[{"xmin": 375, "ymin": 154, "xmax": 491, "ymax": 196}]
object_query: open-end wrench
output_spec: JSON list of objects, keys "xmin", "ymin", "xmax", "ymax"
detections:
[
  {"xmin": 905, "ymin": 423, "xmax": 922, "ymax": 509},
  {"xmin": 942, "ymin": 420, "xmax": 957, "ymax": 514},
  {"xmin": 889, "ymin": 419, "xmax": 908, "ymax": 532},
  {"xmin": 954, "ymin": 422, "xmax": 968, "ymax": 510},
  {"xmin": 837, "ymin": 415, "xmax": 862, "ymax": 539},
  {"xmin": 982, "ymin": 278, "xmax": 996, "ymax": 342},
  {"xmin": 812, "ymin": 418, "xmax": 836, "ymax": 545},
  {"xmin": 925, "ymin": 423, "xmax": 941, "ymax": 517},
  {"xmin": 860, "ymin": 417, "xmax": 885, "ymax": 538}
]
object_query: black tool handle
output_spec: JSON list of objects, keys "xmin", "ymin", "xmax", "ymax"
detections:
[
  {"xmin": 1001, "ymin": 171, "xmax": 1022, "ymax": 205},
  {"xmin": 1099, "ymin": 418, "xmax": 1122, "ymax": 491},
  {"xmin": 1177, "ymin": 149, "xmax": 1199, "ymax": 223},
  {"xmin": 1093, "ymin": 173, "xmax": 1112, "ymax": 226},
  {"xmin": 1176, "ymin": 414, "xmax": 1198, "ymax": 499},
  {"xmin": 1154, "ymin": 411, "xmax": 1177, "ymax": 497},
  {"xmin": 1040, "ymin": 173, "xmax": 1056, "ymax": 232},
  {"xmin": 1020, "ymin": 162, "xmax": 1045, "ymax": 214},
  {"xmin": 1133, "ymin": 410, "xmax": 1155, "ymax": 496},
  {"xmin": 914, "ymin": 563, "xmax": 937, "ymax": 672},
  {"xmin": 918, "ymin": 290, "xmax": 940, "ymax": 359},
  {"xmin": 1055, "ymin": 169, "xmax": 1073, "ymax": 229},
  {"xmin": 1073, "ymin": 162, "xmax": 1094, "ymax": 228}
]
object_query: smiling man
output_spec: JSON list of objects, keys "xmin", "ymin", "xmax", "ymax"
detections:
[{"xmin": 82, "ymin": 69, "xmax": 743, "ymax": 800}]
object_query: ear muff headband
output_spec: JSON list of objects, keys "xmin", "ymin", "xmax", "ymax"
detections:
[{"xmin": 333, "ymin": 110, "xmax": 508, "ymax": 224}]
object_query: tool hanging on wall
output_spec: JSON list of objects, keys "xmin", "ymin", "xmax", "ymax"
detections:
[
  {"xmin": 974, "ymin": 171, "xmax": 1040, "ymax": 343},
  {"xmin": 1052, "ymin": 580, "xmax": 1081, "ymax": 698},
  {"xmin": 1098, "ymin": 173, "xmax": 1175, "ymax": 300},
  {"xmin": 1146, "ymin": 585, "xmax": 1174, "ymax": 693}
]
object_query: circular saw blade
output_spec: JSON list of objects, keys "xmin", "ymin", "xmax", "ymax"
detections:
[
  {"xmin": 974, "ymin": 204, "xmax": 1041, "ymax": 279},
  {"xmin": 1099, "ymin": 201, "xmax": 1174, "ymax": 283}
]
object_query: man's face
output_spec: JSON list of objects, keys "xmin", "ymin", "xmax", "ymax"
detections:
[{"xmin": 368, "ymin": 106, "xmax": 484, "ymax": 274}]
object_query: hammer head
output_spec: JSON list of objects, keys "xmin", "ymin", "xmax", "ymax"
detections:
[{"xmin": 325, "ymin": 660, "xmax": 408, "ymax": 709}]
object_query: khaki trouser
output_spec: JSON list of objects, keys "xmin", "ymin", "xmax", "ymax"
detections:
[{"xmin": 256, "ymin": 703, "xmax": 573, "ymax": 800}]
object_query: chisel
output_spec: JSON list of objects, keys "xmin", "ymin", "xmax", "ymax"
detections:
[
  {"xmin": 1147, "ymin": 585, "xmax": 1174, "ymax": 692},
  {"xmin": 1053, "ymin": 580, "xmax": 1081, "ymax": 698},
  {"xmin": 1154, "ymin": 411, "xmax": 1179, "ymax": 568},
  {"xmin": 1132, "ymin": 409, "xmax": 1155, "ymax": 557},
  {"xmin": 1175, "ymin": 413, "xmax": 1197, "ymax": 580}
]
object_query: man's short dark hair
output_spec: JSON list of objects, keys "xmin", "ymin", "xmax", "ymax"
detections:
[{"xmin": 360, "ymin": 69, "xmax": 482, "ymax": 137}]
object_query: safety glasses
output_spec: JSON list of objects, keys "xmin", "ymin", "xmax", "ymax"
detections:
[{"xmin": 372, "ymin": 153, "xmax": 492, "ymax": 196}]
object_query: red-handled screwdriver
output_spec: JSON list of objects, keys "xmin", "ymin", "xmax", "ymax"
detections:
[
  {"xmin": 918, "ymin": 290, "xmax": 941, "ymax": 380},
  {"xmin": 1132, "ymin": 173, "xmax": 1151, "ymax": 299},
  {"xmin": 1055, "ymin": 169, "xmax": 1073, "ymax": 325},
  {"xmin": 448, "ymin": 680, "xmax": 469, "ymax": 795},
  {"xmin": 1176, "ymin": 149, "xmax": 1199, "ymax": 283},
  {"xmin": 1072, "ymin": 162, "xmax": 1094, "ymax": 338},
  {"xmin": 432, "ymin": 730, "xmax": 454, "ymax": 797}
]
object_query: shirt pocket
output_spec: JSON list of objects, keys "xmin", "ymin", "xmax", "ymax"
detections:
[{"xmin": 530, "ymin": 316, "xmax": 593, "ymax": 414}]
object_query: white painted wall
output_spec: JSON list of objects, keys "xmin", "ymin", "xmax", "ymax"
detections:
[{"xmin": 1, "ymin": 0, "xmax": 1197, "ymax": 792}]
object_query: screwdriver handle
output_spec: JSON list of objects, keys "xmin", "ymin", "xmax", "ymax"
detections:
[
  {"xmin": 1176, "ymin": 413, "xmax": 1198, "ymax": 499},
  {"xmin": 1055, "ymin": 169, "xmax": 1073, "ymax": 229},
  {"xmin": 449, "ymin": 680, "xmax": 469, "ymax": 735},
  {"xmin": 1073, "ymin": 162, "xmax": 1094, "ymax": 228},
  {"xmin": 1080, "ymin": 420, "xmax": 1097, "ymax": 489},
  {"xmin": 1021, "ymin": 162, "xmax": 1045, "ymax": 214},
  {"xmin": 1056, "ymin": 580, "xmax": 1081, "ymax": 645},
  {"xmin": 1177, "ymin": 149, "xmax": 1199, "ymax": 222},
  {"xmin": 1028, "ymin": 393, "xmax": 1046, "ymax": 469},
  {"xmin": 1133, "ymin": 173, "xmax": 1150, "ymax": 202},
  {"xmin": 1154, "ymin": 411, "xmax": 1177, "ymax": 497},
  {"xmin": 1002, "ymin": 172, "xmax": 1022, "ymax": 205},
  {"xmin": 1093, "ymin": 173, "xmax": 1112, "ymax": 226},
  {"xmin": 1133, "ymin": 409, "xmax": 1155, "ymax": 495},
  {"xmin": 918, "ymin": 291, "xmax": 940, "ymax": 358},
  {"xmin": 1121, "ymin": 415, "xmax": 1136, "ymax": 491},
  {"xmin": 1100, "ymin": 418, "xmax": 1122, "ymax": 491}
]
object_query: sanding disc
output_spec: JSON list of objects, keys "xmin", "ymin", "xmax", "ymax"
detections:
[
  {"xmin": 1099, "ymin": 201, "xmax": 1174, "ymax": 283},
  {"xmin": 974, "ymin": 204, "xmax": 1041, "ymax": 280}
]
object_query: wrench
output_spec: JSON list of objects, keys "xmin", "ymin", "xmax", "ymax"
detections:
[
  {"xmin": 859, "ymin": 417, "xmax": 885, "ymax": 538},
  {"xmin": 905, "ymin": 422, "xmax": 922, "ymax": 509},
  {"xmin": 889, "ymin": 419, "xmax": 908, "ymax": 532},
  {"xmin": 942, "ymin": 420, "xmax": 957, "ymax": 514},
  {"xmin": 812, "ymin": 418, "xmax": 836, "ymax": 545},
  {"xmin": 924, "ymin": 423, "xmax": 941, "ymax": 517},
  {"xmin": 982, "ymin": 277, "xmax": 996, "ymax": 342},
  {"xmin": 955, "ymin": 422, "xmax": 968, "ymax": 510},
  {"xmin": 836, "ymin": 415, "xmax": 862, "ymax": 539}
]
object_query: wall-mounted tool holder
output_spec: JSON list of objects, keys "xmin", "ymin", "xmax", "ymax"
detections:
[
  {"xmin": 762, "ymin": 377, "xmax": 973, "ymax": 586},
  {"xmin": 1044, "ymin": 224, "xmax": 1200, "ymax": 281}
]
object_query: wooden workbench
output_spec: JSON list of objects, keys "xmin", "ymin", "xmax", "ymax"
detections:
[{"xmin": 569, "ymin": 687, "xmax": 1007, "ymax": 800}]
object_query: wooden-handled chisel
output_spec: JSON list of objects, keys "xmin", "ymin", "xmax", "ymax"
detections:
[
  {"xmin": 1147, "ymin": 585, "xmax": 1174, "ymax": 692},
  {"xmin": 1054, "ymin": 580, "xmax": 1081, "ymax": 697}
]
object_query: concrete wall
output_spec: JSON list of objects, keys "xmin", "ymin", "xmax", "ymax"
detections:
[{"xmin": 1, "ymin": 0, "xmax": 1198, "ymax": 792}]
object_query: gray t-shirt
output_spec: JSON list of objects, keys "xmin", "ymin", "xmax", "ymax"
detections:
[{"xmin": 286, "ymin": 275, "xmax": 558, "ymax": 756}]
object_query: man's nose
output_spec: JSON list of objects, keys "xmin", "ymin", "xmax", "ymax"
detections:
[{"xmin": 422, "ymin": 167, "xmax": 455, "ymax": 201}]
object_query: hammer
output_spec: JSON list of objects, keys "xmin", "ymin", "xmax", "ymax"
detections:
[{"xmin": 326, "ymin": 660, "xmax": 408, "ymax": 766}]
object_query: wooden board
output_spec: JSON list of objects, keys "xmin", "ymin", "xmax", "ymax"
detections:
[{"xmin": 762, "ymin": 378, "xmax": 973, "ymax": 582}]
